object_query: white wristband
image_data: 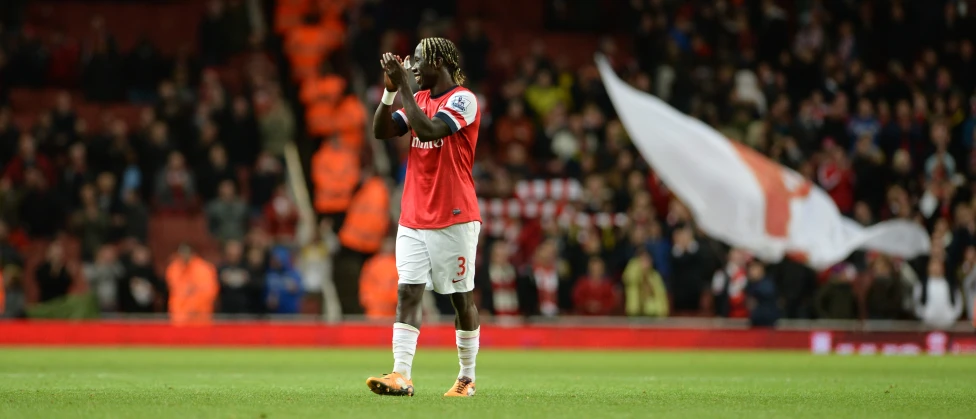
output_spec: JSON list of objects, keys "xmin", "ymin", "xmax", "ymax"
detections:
[{"xmin": 381, "ymin": 90, "xmax": 397, "ymax": 106}]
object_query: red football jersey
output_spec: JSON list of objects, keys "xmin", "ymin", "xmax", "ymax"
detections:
[{"xmin": 393, "ymin": 86, "xmax": 481, "ymax": 229}]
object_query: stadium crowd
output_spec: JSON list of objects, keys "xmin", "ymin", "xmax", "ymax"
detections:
[{"xmin": 1, "ymin": 0, "xmax": 976, "ymax": 330}]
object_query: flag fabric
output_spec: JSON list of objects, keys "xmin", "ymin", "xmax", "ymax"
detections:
[{"xmin": 595, "ymin": 55, "xmax": 930, "ymax": 270}]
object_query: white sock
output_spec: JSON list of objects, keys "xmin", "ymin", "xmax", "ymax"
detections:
[
  {"xmin": 392, "ymin": 323, "xmax": 419, "ymax": 380},
  {"xmin": 456, "ymin": 327, "xmax": 480, "ymax": 381}
]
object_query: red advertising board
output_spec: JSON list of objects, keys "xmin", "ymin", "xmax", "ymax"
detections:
[{"xmin": 0, "ymin": 321, "xmax": 972, "ymax": 353}]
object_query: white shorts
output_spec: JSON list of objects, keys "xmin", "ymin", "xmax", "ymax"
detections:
[{"xmin": 396, "ymin": 221, "xmax": 481, "ymax": 294}]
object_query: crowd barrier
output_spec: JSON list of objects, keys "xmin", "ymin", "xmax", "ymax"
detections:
[{"xmin": 2, "ymin": 320, "xmax": 974, "ymax": 355}]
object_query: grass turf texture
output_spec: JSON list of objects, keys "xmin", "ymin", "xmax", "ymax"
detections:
[{"xmin": 1, "ymin": 348, "xmax": 974, "ymax": 418}]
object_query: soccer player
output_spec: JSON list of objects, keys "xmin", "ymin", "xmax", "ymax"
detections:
[{"xmin": 366, "ymin": 37, "xmax": 481, "ymax": 397}]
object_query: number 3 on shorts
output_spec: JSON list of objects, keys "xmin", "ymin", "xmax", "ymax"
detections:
[{"xmin": 456, "ymin": 256, "xmax": 466, "ymax": 277}]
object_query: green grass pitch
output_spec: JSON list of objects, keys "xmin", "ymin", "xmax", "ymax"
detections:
[{"xmin": 1, "ymin": 347, "xmax": 974, "ymax": 418}]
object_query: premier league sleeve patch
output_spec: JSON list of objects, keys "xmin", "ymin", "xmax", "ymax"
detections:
[{"xmin": 451, "ymin": 95, "xmax": 470, "ymax": 113}]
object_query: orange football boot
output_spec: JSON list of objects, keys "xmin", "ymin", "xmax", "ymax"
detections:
[
  {"xmin": 366, "ymin": 372, "xmax": 414, "ymax": 396},
  {"xmin": 443, "ymin": 376, "xmax": 475, "ymax": 397}
]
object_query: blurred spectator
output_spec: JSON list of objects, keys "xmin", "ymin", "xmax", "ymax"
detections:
[
  {"xmin": 817, "ymin": 139, "xmax": 855, "ymax": 215},
  {"xmin": 0, "ymin": 220, "xmax": 24, "ymax": 318},
  {"xmin": 524, "ymin": 70, "xmax": 571, "ymax": 122},
  {"xmin": 711, "ymin": 248, "xmax": 749, "ymax": 319},
  {"xmin": 0, "ymin": 108, "xmax": 21, "ymax": 164},
  {"xmin": 191, "ymin": 119, "xmax": 222, "ymax": 171},
  {"xmin": 924, "ymin": 122, "xmax": 956, "ymax": 181},
  {"xmin": 862, "ymin": 256, "xmax": 905, "ymax": 320},
  {"xmin": 154, "ymin": 151, "xmax": 198, "ymax": 213},
  {"xmin": 197, "ymin": 0, "xmax": 249, "ymax": 66},
  {"xmin": 120, "ymin": 150, "xmax": 143, "ymax": 199},
  {"xmin": 124, "ymin": 37, "xmax": 164, "ymax": 103},
  {"xmin": 199, "ymin": 0, "xmax": 231, "ymax": 65},
  {"xmin": 81, "ymin": 18, "xmax": 124, "ymax": 102},
  {"xmin": 848, "ymin": 98, "xmax": 881, "ymax": 145},
  {"xmin": 263, "ymin": 183, "xmax": 299, "ymax": 242},
  {"xmin": 119, "ymin": 189, "xmax": 150, "ymax": 243},
  {"xmin": 478, "ymin": 241, "xmax": 527, "ymax": 318},
  {"xmin": 61, "ymin": 143, "xmax": 92, "ymax": 209},
  {"xmin": 0, "ymin": 221, "xmax": 24, "ymax": 273},
  {"xmin": 250, "ymin": 152, "xmax": 284, "ymax": 212},
  {"xmin": 206, "ymin": 180, "xmax": 248, "ymax": 243},
  {"xmin": 458, "ymin": 19, "xmax": 490, "ymax": 87},
  {"xmin": 244, "ymin": 244, "xmax": 268, "ymax": 314},
  {"xmin": 50, "ymin": 92, "xmax": 77, "ymax": 142},
  {"xmin": 217, "ymin": 240, "xmax": 260, "ymax": 314},
  {"xmin": 83, "ymin": 245, "xmax": 125, "ymax": 312},
  {"xmin": 745, "ymin": 260, "xmax": 780, "ymax": 327},
  {"xmin": 196, "ymin": 145, "xmax": 236, "ymax": 202},
  {"xmin": 772, "ymin": 259, "xmax": 818, "ymax": 320},
  {"xmin": 851, "ymin": 135, "xmax": 886, "ymax": 213},
  {"xmin": 669, "ymin": 225, "xmax": 707, "ymax": 314},
  {"xmin": 95, "ymin": 172, "xmax": 122, "ymax": 215},
  {"xmin": 494, "ymin": 101, "xmax": 535, "ymax": 159},
  {"xmin": 165, "ymin": 244, "xmax": 218, "ymax": 325},
  {"xmin": 297, "ymin": 219, "xmax": 339, "ymax": 317},
  {"xmin": 311, "ymin": 141, "xmax": 358, "ymax": 217},
  {"xmin": 571, "ymin": 257, "xmax": 620, "ymax": 316},
  {"xmin": 19, "ymin": 168, "xmax": 64, "ymax": 239},
  {"xmin": 138, "ymin": 121, "xmax": 174, "ymax": 197},
  {"xmin": 35, "ymin": 242, "xmax": 75, "ymax": 303},
  {"xmin": 220, "ymin": 96, "xmax": 260, "ymax": 168},
  {"xmin": 4, "ymin": 135, "xmax": 55, "ymax": 187},
  {"xmin": 621, "ymin": 248, "xmax": 668, "ymax": 317},
  {"xmin": 1, "ymin": 268, "xmax": 24, "ymax": 318},
  {"xmin": 527, "ymin": 238, "xmax": 571, "ymax": 316},
  {"xmin": 265, "ymin": 245, "xmax": 302, "ymax": 315},
  {"xmin": 118, "ymin": 245, "xmax": 163, "ymax": 313},
  {"xmin": 915, "ymin": 256, "xmax": 964, "ymax": 330},
  {"xmin": 71, "ymin": 184, "xmax": 109, "ymax": 261},
  {"xmin": 257, "ymin": 86, "xmax": 295, "ymax": 159},
  {"xmin": 0, "ymin": 178, "xmax": 23, "ymax": 228},
  {"xmin": 11, "ymin": 26, "xmax": 50, "ymax": 87},
  {"xmin": 358, "ymin": 238, "xmax": 398, "ymax": 319},
  {"xmin": 816, "ymin": 263, "xmax": 859, "ymax": 319}
]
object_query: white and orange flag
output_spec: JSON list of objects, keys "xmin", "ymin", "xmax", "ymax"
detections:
[{"xmin": 596, "ymin": 55, "xmax": 930, "ymax": 270}]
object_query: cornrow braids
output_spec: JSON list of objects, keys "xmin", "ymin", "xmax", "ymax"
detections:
[{"xmin": 420, "ymin": 37, "xmax": 466, "ymax": 86}]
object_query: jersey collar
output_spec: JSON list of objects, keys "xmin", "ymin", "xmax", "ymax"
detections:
[{"xmin": 430, "ymin": 85, "xmax": 460, "ymax": 99}]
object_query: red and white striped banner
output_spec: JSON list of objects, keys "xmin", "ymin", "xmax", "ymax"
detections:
[
  {"xmin": 478, "ymin": 198, "xmax": 629, "ymax": 237},
  {"xmin": 514, "ymin": 179, "xmax": 582, "ymax": 201},
  {"xmin": 479, "ymin": 198, "xmax": 565, "ymax": 219}
]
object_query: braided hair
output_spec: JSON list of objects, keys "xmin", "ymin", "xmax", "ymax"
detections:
[{"xmin": 420, "ymin": 37, "xmax": 466, "ymax": 86}]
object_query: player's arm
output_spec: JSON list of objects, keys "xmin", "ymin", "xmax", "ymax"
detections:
[
  {"xmin": 397, "ymin": 86, "xmax": 452, "ymax": 143},
  {"xmin": 373, "ymin": 53, "xmax": 409, "ymax": 140},
  {"xmin": 372, "ymin": 99, "xmax": 408, "ymax": 139}
]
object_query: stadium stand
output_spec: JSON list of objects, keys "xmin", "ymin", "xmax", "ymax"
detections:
[{"xmin": 1, "ymin": 0, "xmax": 975, "ymax": 332}]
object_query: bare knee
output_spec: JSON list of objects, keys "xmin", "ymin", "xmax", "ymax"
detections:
[
  {"xmin": 450, "ymin": 292, "xmax": 477, "ymax": 313},
  {"xmin": 450, "ymin": 291, "xmax": 479, "ymax": 330},
  {"xmin": 396, "ymin": 284, "xmax": 426, "ymax": 327}
]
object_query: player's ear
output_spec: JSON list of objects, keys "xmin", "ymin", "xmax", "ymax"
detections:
[{"xmin": 434, "ymin": 56, "xmax": 444, "ymax": 70}]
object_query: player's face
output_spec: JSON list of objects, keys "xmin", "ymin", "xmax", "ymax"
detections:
[{"xmin": 411, "ymin": 44, "xmax": 436, "ymax": 90}]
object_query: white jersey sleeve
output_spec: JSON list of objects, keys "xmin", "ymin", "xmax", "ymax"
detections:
[{"xmin": 434, "ymin": 90, "xmax": 478, "ymax": 133}]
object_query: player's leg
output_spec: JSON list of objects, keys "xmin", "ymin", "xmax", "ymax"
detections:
[
  {"xmin": 428, "ymin": 221, "xmax": 481, "ymax": 397},
  {"xmin": 366, "ymin": 226, "xmax": 430, "ymax": 396},
  {"xmin": 391, "ymin": 283, "xmax": 425, "ymax": 377},
  {"xmin": 445, "ymin": 290, "xmax": 479, "ymax": 397}
]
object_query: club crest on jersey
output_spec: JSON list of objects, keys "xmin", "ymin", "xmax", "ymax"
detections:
[
  {"xmin": 451, "ymin": 95, "xmax": 470, "ymax": 112},
  {"xmin": 411, "ymin": 137, "xmax": 444, "ymax": 149}
]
